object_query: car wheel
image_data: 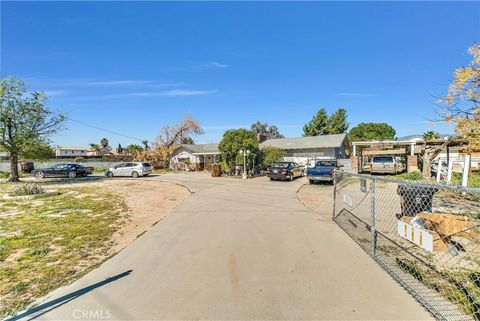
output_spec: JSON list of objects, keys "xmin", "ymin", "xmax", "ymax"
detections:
[
  {"xmin": 107, "ymin": 171, "xmax": 114, "ymax": 178},
  {"xmin": 309, "ymin": 180, "xmax": 314, "ymax": 185},
  {"xmin": 68, "ymin": 171, "xmax": 76, "ymax": 178},
  {"xmin": 269, "ymin": 177, "xmax": 274, "ymax": 181},
  {"xmin": 289, "ymin": 174, "xmax": 294, "ymax": 181},
  {"xmin": 132, "ymin": 171, "xmax": 139, "ymax": 178},
  {"xmin": 35, "ymin": 172, "xmax": 45, "ymax": 179}
]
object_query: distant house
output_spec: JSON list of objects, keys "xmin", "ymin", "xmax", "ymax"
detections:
[
  {"xmin": 86, "ymin": 146, "xmax": 113, "ymax": 157},
  {"xmin": 260, "ymin": 134, "xmax": 349, "ymax": 164},
  {"xmin": 55, "ymin": 146, "xmax": 88, "ymax": 157},
  {"xmin": 170, "ymin": 144, "xmax": 220, "ymax": 169}
]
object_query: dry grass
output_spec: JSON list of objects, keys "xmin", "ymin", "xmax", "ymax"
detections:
[{"xmin": 0, "ymin": 185, "xmax": 129, "ymax": 318}]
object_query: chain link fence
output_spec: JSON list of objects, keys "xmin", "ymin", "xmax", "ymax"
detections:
[{"xmin": 333, "ymin": 173, "xmax": 480, "ymax": 321}]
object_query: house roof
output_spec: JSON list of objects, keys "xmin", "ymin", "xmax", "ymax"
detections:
[
  {"xmin": 260, "ymin": 134, "xmax": 348, "ymax": 150},
  {"xmin": 179, "ymin": 143, "xmax": 220, "ymax": 154},
  {"xmin": 57, "ymin": 146, "xmax": 88, "ymax": 151}
]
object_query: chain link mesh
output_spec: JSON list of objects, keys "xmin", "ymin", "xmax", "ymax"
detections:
[{"xmin": 334, "ymin": 173, "xmax": 480, "ymax": 321}]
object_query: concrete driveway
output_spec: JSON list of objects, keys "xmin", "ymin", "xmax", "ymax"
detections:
[{"xmin": 11, "ymin": 173, "xmax": 431, "ymax": 321}]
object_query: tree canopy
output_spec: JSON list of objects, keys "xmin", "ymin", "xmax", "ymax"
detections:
[
  {"xmin": 133, "ymin": 115, "xmax": 204, "ymax": 166},
  {"xmin": 250, "ymin": 121, "xmax": 285, "ymax": 139},
  {"xmin": 100, "ymin": 138, "xmax": 109, "ymax": 148},
  {"xmin": 422, "ymin": 131, "xmax": 440, "ymax": 140},
  {"xmin": 348, "ymin": 122, "xmax": 396, "ymax": 142},
  {"xmin": 181, "ymin": 136, "xmax": 195, "ymax": 145},
  {"xmin": 218, "ymin": 128, "xmax": 259, "ymax": 168},
  {"xmin": 124, "ymin": 144, "xmax": 144, "ymax": 154},
  {"xmin": 303, "ymin": 108, "xmax": 349, "ymax": 136},
  {"xmin": 0, "ymin": 76, "xmax": 64, "ymax": 181},
  {"xmin": 262, "ymin": 146, "xmax": 287, "ymax": 165},
  {"xmin": 437, "ymin": 44, "xmax": 479, "ymax": 152}
]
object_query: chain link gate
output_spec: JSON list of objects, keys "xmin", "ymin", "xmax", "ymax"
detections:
[{"xmin": 333, "ymin": 173, "xmax": 480, "ymax": 321}]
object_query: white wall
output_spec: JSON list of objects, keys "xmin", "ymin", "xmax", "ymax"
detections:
[{"xmin": 56, "ymin": 149, "xmax": 88, "ymax": 157}]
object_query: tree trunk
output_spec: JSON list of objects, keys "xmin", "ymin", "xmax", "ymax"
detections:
[
  {"xmin": 9, "ymin": 153, "xmax": 20, "ymax": 182},
  {"xmin": 422, "ymin": 155, "xmax": 432, "ymax": 178}
]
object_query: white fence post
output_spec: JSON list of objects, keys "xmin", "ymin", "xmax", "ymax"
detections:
[
  {"xmin": 436, "ymin": 158, "xmax": 443, "ymax": 183},
  {"xmin": 462, "ymin": 154, "xmax": 471, "ymax": 187},
  {"xmin": 447, "ymin": 159, "xmax": 453, "ymax": 184}
]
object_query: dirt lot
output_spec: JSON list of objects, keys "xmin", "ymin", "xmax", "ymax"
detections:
[
  {"xmin": 297, "ymin": 183, "xmax": 334, "ymax": 221},
  {"xmin": 0, "ymin": 177, "xmax": 190, "ymax": 318},
  {"xmin": 37, "ymin": 177, "xmax": 192, "ymax": 253}
]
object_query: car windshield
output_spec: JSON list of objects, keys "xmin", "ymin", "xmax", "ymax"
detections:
[
  {"xmin": 373, "ymin": 157, "xmax": 394, "ymax": 163},
  {"xmin": 316, "ymin": 161, "xmax": 336, "ymax": 167},
  {"xmin": 272, "ymin": 163, "xmax": 289, "ymax": 168}
]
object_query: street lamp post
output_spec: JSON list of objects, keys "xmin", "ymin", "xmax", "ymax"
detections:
[{"xmin": 240, "ymin": 149, "xmax": 250, "ymax": 180}]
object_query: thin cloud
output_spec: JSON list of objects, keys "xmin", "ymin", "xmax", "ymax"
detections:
[
  {"xmin": 193, "ymin": 62, "xmax": 230, "ymax": 70},
  {"xmin": 69, "ymin": 89, "xmax": 216, "ymax": 101},
  {"xmin": 158, "ymin": 89, "xmax": 217, "ymax": 96},
  {"xmin": 26, "ymin": 78, "xmax": 182, "ymax": 88},
  {"xmin": 43, "ymin": 90, "xmax": 69, "ymax": 97},
  {"xmin": 338, "ymin": 92, "xmax": 379, "ymax": 97},
  {"xmin": 86, "ymin": 80, "xmax": 154, "ymax": 86}
]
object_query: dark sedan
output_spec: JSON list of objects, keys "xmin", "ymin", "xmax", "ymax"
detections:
[
  {"xmin": 267, "ymin": 162, "xmax": 304, "ymax": 181},
  {"xmin": 33, "ymin": 164, "xmax": 92, "ymax": 179}
]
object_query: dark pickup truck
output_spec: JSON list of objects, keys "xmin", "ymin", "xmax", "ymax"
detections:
[{"xmin": 306, "ymin": 160, "xmax": 343, "ymax": 184}]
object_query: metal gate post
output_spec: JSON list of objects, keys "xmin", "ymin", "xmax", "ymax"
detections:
[
  {"xmin": 370, "ymin": 179, "xmax": 377, "ymax": 256},
  {"xmin": 332, "ymin": 171, "xmax": 337, "ymax": 220}
]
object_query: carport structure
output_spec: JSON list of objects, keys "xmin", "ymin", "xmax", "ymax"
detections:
[{"xmin": 351, "ymin": 138, "xmax": 466, "ymax": 174}]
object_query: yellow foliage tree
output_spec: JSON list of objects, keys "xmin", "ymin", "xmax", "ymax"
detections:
[{"xmin": 438, "ymin": 44, "xmax": 480, "ymax": 152}]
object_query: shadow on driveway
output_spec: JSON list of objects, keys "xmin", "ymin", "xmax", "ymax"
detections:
[{"xmin": 6, "ymin": 270, "xmax": 133, "ymax": 321}]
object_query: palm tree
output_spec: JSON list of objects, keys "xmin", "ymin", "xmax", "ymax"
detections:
[
  {"xmin": 100, "ymin": 138, "xmax": 109, "ymax": 148},
  {"xmin": 89, "ymin": 143, "xmax": 100, "ymax": 156},
  {"xmin": 423, "ymin": 131, "xmax": 440, "ymax": 140},
  {"xmin": 142, "ymin": 140, "xmax": 149, "ymax": 150}
]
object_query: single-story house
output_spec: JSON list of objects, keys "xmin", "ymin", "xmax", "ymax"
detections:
[
  {"xmin": 260, "ymin": 134, "xmax": 350, "ymax": 164},
  {"xmin": 170, "ymin": 143, "xmax": 221, "ymax": 170},
  {"xmin": 55, "ymin": 146, "xmax": 89, "ymax": 157}
]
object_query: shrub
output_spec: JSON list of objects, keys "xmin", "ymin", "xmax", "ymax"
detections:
[
  {"xmin": 12, "ymin": 183, "xmax": 45, "ymax": 196},
  {"xmin": 205, "ymin": 162, "xmax": 212, "ymax": 171},
  {"xmin": 0, "ymin": 171, "xmax": 10, "ymax": 179},
  {"xmin": 74, "ymin": 156, "xmax": 85, "ymax": 162},
  {"xmin": 397, "ymin": 171, "xmax": 424, "ymax": 181}
]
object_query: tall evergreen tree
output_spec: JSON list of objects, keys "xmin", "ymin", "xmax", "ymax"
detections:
[
  {"xmin": 303, "ymin": 108, "xmax": 329, "ymax": 136},
  {"xmin": 326, "ymin": 108, "xmax": 349, "ymax": 134}
]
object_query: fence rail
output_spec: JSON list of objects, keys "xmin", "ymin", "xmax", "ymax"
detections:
[{"xmin": 333, "ymin": 173, "xmax": 480, "ymax": 321}]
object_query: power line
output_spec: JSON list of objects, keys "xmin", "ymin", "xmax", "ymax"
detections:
[{"xmin": 64, "ymin": 116, "xmax": 148, "ymax": 143}]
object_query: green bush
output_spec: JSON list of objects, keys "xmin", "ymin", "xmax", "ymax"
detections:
[
  {"xmin": 396, "ymin": 171, "xmax": 424, "ymax": 181},
  {"xmin": 11, "ymin": 183, "xmax": 45, "ymax": 196},
  {"xmin": 0, "ymin": 171, "xmax": 10, "ymax": 179}
]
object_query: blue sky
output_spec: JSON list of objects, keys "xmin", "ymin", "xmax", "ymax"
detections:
[{"xmin": 2, "ymin": 1, "xmax": 479, "ymax": 147}]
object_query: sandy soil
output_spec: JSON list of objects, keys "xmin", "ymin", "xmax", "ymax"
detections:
[
  {"xmin": 296, "ymin": 183, "xmax": 334, "ymax": 222},
  {"xmin": 43, "ymin": 178, "xmax": 191, "ymax": 253}
]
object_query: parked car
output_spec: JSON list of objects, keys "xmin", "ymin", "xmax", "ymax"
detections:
[
  {"xmin": 267, "ymin": 162, "xmax": 304, "ymax": 181},
  {"xmin": 370, "ymin": 156, "xmax": 403, "ymax": 175},
  {"xmin": 307, "ymin": 160, "xmax": 343, "ymax": 184},
  {"xmin": 33, "ymin": 163, "xmax": 92, "ymax": 179},
  {"xmin": 106, "ymin": 162, "xmax": 152, "ymax": 178}
]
